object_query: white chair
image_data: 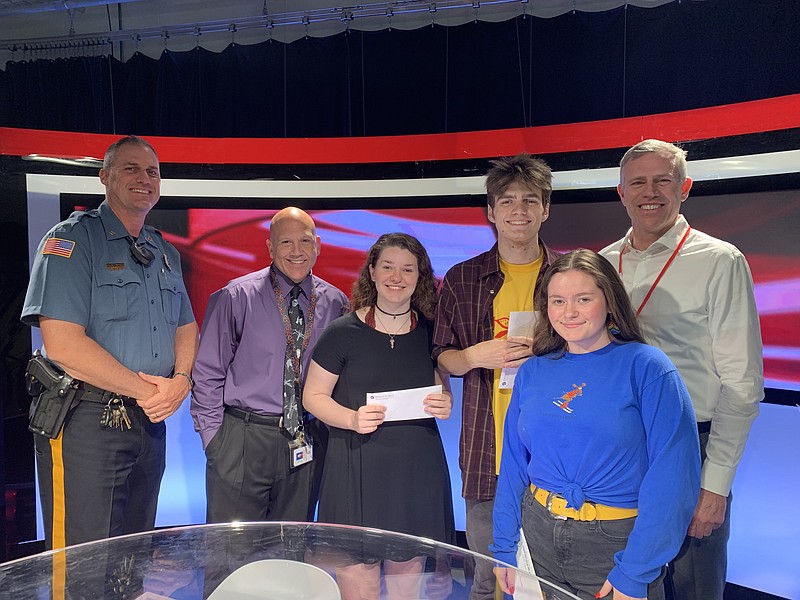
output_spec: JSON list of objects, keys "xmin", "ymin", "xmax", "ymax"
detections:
[{"xmin": 207, "ymin": 559, "xmax": 341, "ymax": 600}]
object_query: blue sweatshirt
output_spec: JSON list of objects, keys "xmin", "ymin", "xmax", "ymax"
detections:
[{"xmin": 491, "ymin": 342, "xmax": 700, "ymax": 598}]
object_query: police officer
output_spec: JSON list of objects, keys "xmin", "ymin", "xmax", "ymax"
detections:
[{"xmin": 22, "ymin": 135, "xmax": 198, "ymax": 549}]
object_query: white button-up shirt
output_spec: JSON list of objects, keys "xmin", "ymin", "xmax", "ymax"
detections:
[{"xmin": 601, "ymin": 215, "xmax": 763, "ymax": 496}]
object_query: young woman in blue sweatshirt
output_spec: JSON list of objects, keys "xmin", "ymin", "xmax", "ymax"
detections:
[{"xmin": 491, "ymin": 249, "xmax": 700, "ymax": 600}]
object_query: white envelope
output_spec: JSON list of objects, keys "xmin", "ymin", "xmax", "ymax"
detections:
[
  {"xmin": 514, "ymin": 529, "xmax": 545, "ymax": 600},
  {"xmin": 499, "ymin": 311, "xmax": 538, "ymax": 389},
  {"xmin": 366, "ymin": 384, "xmax": 442, "ymax": 421}
]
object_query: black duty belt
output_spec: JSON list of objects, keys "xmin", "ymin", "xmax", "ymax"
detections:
[
  {"xmin": 697, "ymin": 421, "xmax": 711, "ymax": 435},
  {"xmin": 224, "ymin": 405, "xmax": 283, "ymax": 427},
  {"xmin": 75, "ymin": 381, "xmax": 137, "ymax": 406}
]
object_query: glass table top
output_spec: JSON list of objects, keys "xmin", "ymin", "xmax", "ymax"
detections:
[{"xmin": 0, "ymin": 522, "xmax": 581, "ymax": 599}]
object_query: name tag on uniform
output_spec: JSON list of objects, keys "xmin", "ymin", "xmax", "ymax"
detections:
[{"xmin": 289, "ymin": 431, "xmax": 313, "ymax": 468}]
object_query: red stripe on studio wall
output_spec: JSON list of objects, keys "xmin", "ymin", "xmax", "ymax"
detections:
[{"xmin": 1, "ymin": 94, "xmax": 799, "ymax": 164}]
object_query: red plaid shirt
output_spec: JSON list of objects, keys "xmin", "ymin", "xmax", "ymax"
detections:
[{"xmin": 433, "ymin": 241, "xmax": 559, "ymax": 500}]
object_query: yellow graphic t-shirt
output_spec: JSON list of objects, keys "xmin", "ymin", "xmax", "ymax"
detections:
[{"xmin": 492, "ymin": 255, "xmax": 542, "ymax": 474}]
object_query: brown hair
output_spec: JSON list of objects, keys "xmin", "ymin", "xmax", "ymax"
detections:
[
  {"xmin": 532, "ymin": 249, "xmax": 644, "ymax": 356},
  {"xmin": 351, "ymin": 233, "xmax": 438, "ymax": 320},
  {"xmin": 485, "ymin": 153, "xmax": 553, "ymax": 208}
]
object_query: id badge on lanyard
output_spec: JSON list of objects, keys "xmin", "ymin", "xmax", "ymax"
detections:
[{"xmin": 289, "ymin": 429, "xmax": 313, "ymax": 468}]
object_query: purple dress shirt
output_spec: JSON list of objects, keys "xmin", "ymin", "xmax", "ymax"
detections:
[{"xmin": 191, "ymin": 265, "xmax": 348, "ymax": 448}]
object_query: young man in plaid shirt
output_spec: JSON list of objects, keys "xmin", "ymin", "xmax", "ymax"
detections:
[{"xmin": 433, "ymin": 154, "xmax": 559, "ymax": 600}]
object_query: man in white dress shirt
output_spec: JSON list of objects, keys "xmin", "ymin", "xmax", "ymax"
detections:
[{"xmin": 600, "ymin": 139, "xmax": 764, "ymax": 600}]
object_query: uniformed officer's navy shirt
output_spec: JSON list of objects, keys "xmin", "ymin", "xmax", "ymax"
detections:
[{"xmin": 22, "ymin": 200, "xmax": 194, "ymax": 377}]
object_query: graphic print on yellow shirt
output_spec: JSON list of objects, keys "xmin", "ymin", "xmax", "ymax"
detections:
[{"xmin": 492, "ymin": 255, "xmax": 542, "ymax": 474}]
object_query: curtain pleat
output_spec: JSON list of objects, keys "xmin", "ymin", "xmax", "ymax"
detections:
[{"xmin": 1, "ymin": 2, "xmax": 798, "ymax": 137}]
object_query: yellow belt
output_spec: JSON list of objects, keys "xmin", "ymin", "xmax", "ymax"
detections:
[{"xmin": 530, "ymin": 485, "xmax": 638, "ymax": 521}]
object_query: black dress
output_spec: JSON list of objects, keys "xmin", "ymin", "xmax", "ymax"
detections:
[{"xmin": 311, "ymin": 312, "xmax": 456, "ymax": 548}]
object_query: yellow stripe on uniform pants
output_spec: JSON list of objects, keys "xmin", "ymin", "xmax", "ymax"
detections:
[{"xmin": 50, "ymin": 432, "xmax": 67, "ymax": 599}]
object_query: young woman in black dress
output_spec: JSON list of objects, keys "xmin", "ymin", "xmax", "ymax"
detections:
[{"xmin": 304, "ymin": 233, "xmax": 455, "ymax": 599}]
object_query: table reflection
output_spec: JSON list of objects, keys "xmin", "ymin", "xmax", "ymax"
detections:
[{"xmin": 0, "ymin": 522, "xmax": 580, "ymax": 599}]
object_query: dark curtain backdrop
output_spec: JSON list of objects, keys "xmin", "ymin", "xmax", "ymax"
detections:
[{"xmin": 1, "ymin": 1, "xmax": 799, "ymax": 137}]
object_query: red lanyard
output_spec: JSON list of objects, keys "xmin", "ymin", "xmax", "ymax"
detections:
[{"xmin": 618, "ymin": 227, "xmax": 691, "ymax": 316}]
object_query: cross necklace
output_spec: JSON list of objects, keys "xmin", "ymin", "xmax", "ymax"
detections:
[{"xmin": 374, "ymin": 308, "xmax": 412, "ymax": 349}]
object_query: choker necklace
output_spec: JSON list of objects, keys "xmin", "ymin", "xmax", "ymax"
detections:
[{"xmin": 375, "ymin": 304, "xmax": 412, "ymax": 320}]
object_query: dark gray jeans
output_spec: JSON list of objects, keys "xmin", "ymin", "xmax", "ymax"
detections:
[
  {"xmin": 521, "ymin": 487, "xmax": 665, "ymax": 600},
  {"xmin": 465, "ymin": 498, "xmax": 496, "ymax": 600}
]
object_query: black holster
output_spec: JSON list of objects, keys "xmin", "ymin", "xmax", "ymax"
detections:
[{"xmin": 26, "ymin": 350, "xmax": 80, "ymax": 439}]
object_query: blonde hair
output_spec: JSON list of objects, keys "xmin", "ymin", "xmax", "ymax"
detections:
[{"xmin": 620, "ymin": 139, "xmax": 688, "ymax": 182}]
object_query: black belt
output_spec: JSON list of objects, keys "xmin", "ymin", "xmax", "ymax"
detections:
[
  {"xmin": 75, "ymin": 381, "xmax": 137, "ymax": 406},
  {"xmin": 224, "ymin": 405, "xmax": 284, "ymax": 427},
  {"xmin": 697, "ymin": 421, "xmax": 711, "ymax": 435}
]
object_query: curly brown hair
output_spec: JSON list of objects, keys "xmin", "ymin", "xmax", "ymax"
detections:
[
  {"xmin": 532, "ymin": 249, "xmax": 645, "ymax": 357},
  {"xmin": 351, "ymin": 233, "xmax": 438, "ymax": 320}
]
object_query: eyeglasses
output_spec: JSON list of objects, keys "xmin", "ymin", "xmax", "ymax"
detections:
[{"xmin": 129, "ymin": 238, "xmax": 155, "ymax": 267}]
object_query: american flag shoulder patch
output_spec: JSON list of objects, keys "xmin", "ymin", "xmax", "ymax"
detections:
[{"xmin": 42, "ymin": 237, "xmax": 76, "ymax": 259}]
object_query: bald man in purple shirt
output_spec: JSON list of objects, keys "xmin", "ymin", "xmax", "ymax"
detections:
[{"xmin": 191, "ymin": 207, "xmax": 348, "ymax": 523}]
